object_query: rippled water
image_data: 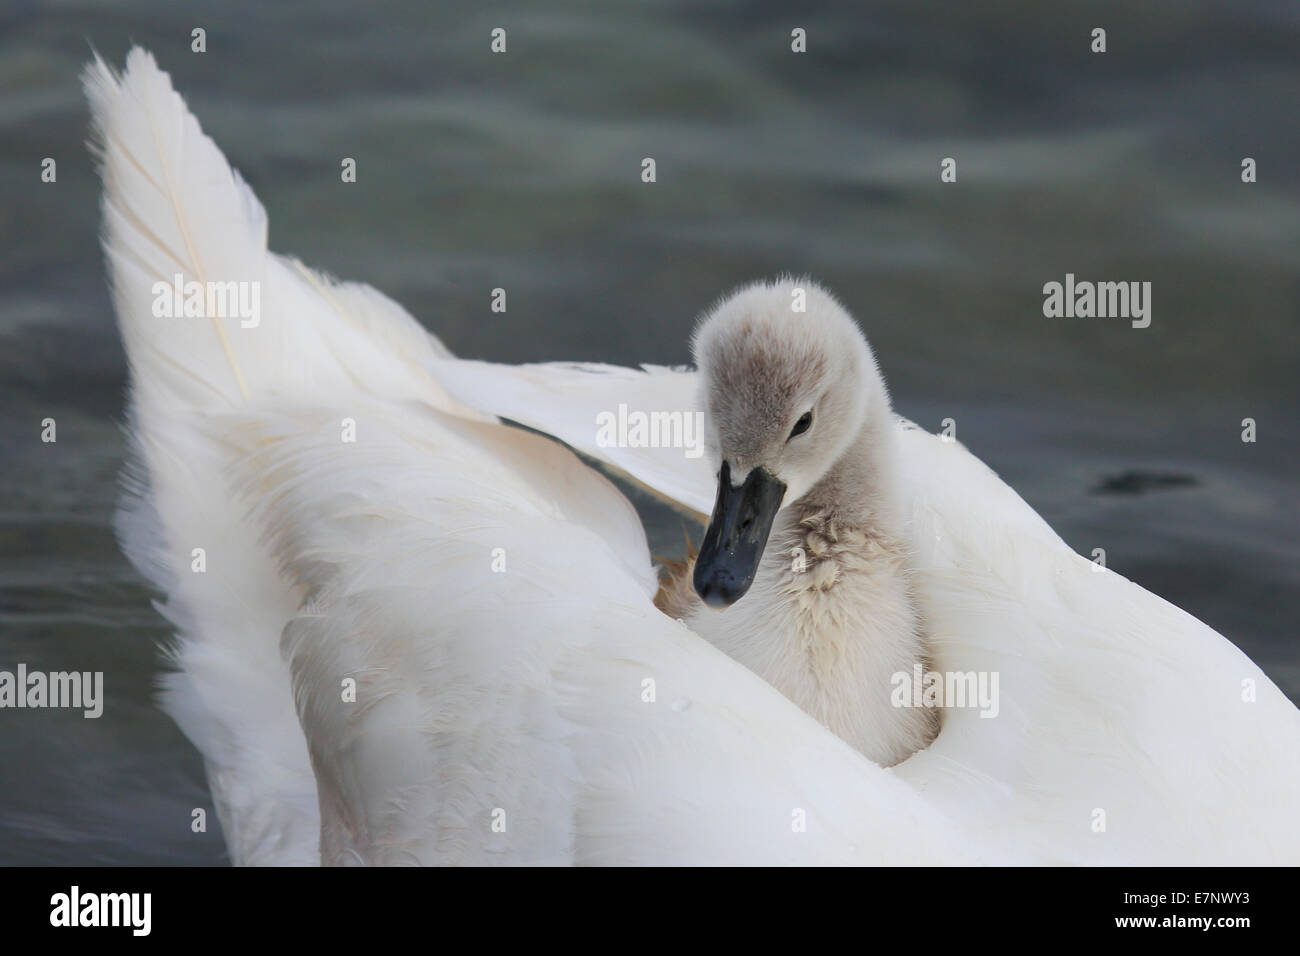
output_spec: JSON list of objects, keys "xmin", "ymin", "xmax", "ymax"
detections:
[{"xmin": 1, "ymin": 0, "xmax": 1297, "ymax": 864}]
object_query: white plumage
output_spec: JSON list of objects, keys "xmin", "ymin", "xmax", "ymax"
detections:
[{"xmin": 88, "ymin": 48, "xmax": 1300, "ymax": 866}]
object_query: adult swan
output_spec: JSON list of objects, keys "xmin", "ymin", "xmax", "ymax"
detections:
[{"xmin": 86, "ymin": 48, "xmax": 1299, "ymax": 865}]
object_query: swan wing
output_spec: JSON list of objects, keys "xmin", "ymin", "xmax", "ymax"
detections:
[
  {"xmin": 430, "ymin": 359, "xmax": 716, "ymax": 518},
  {"xmin": 87, "ymin": 47, "xmax": 485, "ymax": 863},
  {"xmin": 87, "ymin": 47, "xmax": 323, "ymax": 864}
]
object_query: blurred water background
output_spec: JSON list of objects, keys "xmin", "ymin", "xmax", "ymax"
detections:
[{"xmin": 1, "ymin": 0, "xmax": 1296, "ymax": 863}]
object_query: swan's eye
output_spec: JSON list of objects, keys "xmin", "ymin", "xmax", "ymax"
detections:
[{"xmin": 788, "ymin": 411, "xmax": 813, "ymax": 441}]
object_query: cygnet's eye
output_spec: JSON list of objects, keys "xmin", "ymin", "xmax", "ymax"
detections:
[{"xmin": 788, "ymin": 410, "xmax": 813, "ymax": 441}]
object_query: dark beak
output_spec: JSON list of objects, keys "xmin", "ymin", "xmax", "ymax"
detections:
[{"xmin": 693, "ymin": 461, "xmax": 787, "ymax": 608}]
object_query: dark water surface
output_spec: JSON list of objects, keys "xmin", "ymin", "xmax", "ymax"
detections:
[{"xmin": 1, "ymin": 0, "xmax": 1297, "ymax": 863}]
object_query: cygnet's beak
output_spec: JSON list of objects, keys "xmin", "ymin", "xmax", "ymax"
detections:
[{"xmin": 693, "ymin": 460, "xmax": 786, "ymax": 608}]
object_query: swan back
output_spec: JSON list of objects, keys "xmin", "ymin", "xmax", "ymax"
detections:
[{"xmin": 431, "ymin": 357, "xmax": 1300, "ymax": 863}]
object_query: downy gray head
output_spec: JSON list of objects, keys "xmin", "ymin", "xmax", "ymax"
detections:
[{"xmin": 690, "ymin": 277, "xmax": 890, "ymax": 608}]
